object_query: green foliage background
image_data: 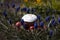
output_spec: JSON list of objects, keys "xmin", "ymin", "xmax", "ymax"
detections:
[{"xmin": 0, "ymin": 0, "xmax": 60, "ymax": 40}]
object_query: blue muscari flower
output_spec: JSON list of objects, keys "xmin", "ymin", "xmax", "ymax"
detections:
[
  {"xmin": 16, "ymin": 6, "xmax": 20, "ymax": 12},
  {"xmin": 21, "ymin": 19, "xmax": 24, "ymax": 25},
  {"xmin": 11, "ymin": 3, "xmax": 15, "ymax": 8},
  {"xmin": 8, "ymin": 19, "xmax": 12, "ymax": 24},
  {"xmin": 23, "ymin": 23, "xmax": 26, "ymax": 29},
  {"xmin": 49, "ymin": 30, "xmax": 53, "ymax": 38},
  {"xmin": 45, "ymin": 16, "xmax": 50, "ymax": 22},
  {"xmin": 34, "ymin": 22, "xmax": 38, "ymax": 29},
  {"xmin": 37, "ymin": 15, "xmax": 41, "ymax": 20},
  {"xmin": 40, "ymin": 21, "xmax": 44, "ymax": 28},
  {"xmin": 31, "ymin": 8, "xmax": 35, "ymax": 13},
  {"xmin": 58, "ymin": 18, "xmax": 60, "ymax": 23},
  {"xmin": 27, "ymin": 8, "xmax": 30, "ymax": 13},
  {"xmin": 3, "ymin": 10, "xmax": 7, "ymax": 17},
  {"xmin": 21, "ymin": 7, "xmax": 27, "ymax": 12},
  {"xmin": 51, "ymin": 19, "xmax": 56, "ymax": 26},
  {"xmin": 23, "ymin": 23, "xmax": 28, "ymax": 30}
]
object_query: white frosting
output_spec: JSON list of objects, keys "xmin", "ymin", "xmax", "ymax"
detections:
[{"xmin": 22, "ymin": 14, "xmax": 37, "ymax": 22}]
